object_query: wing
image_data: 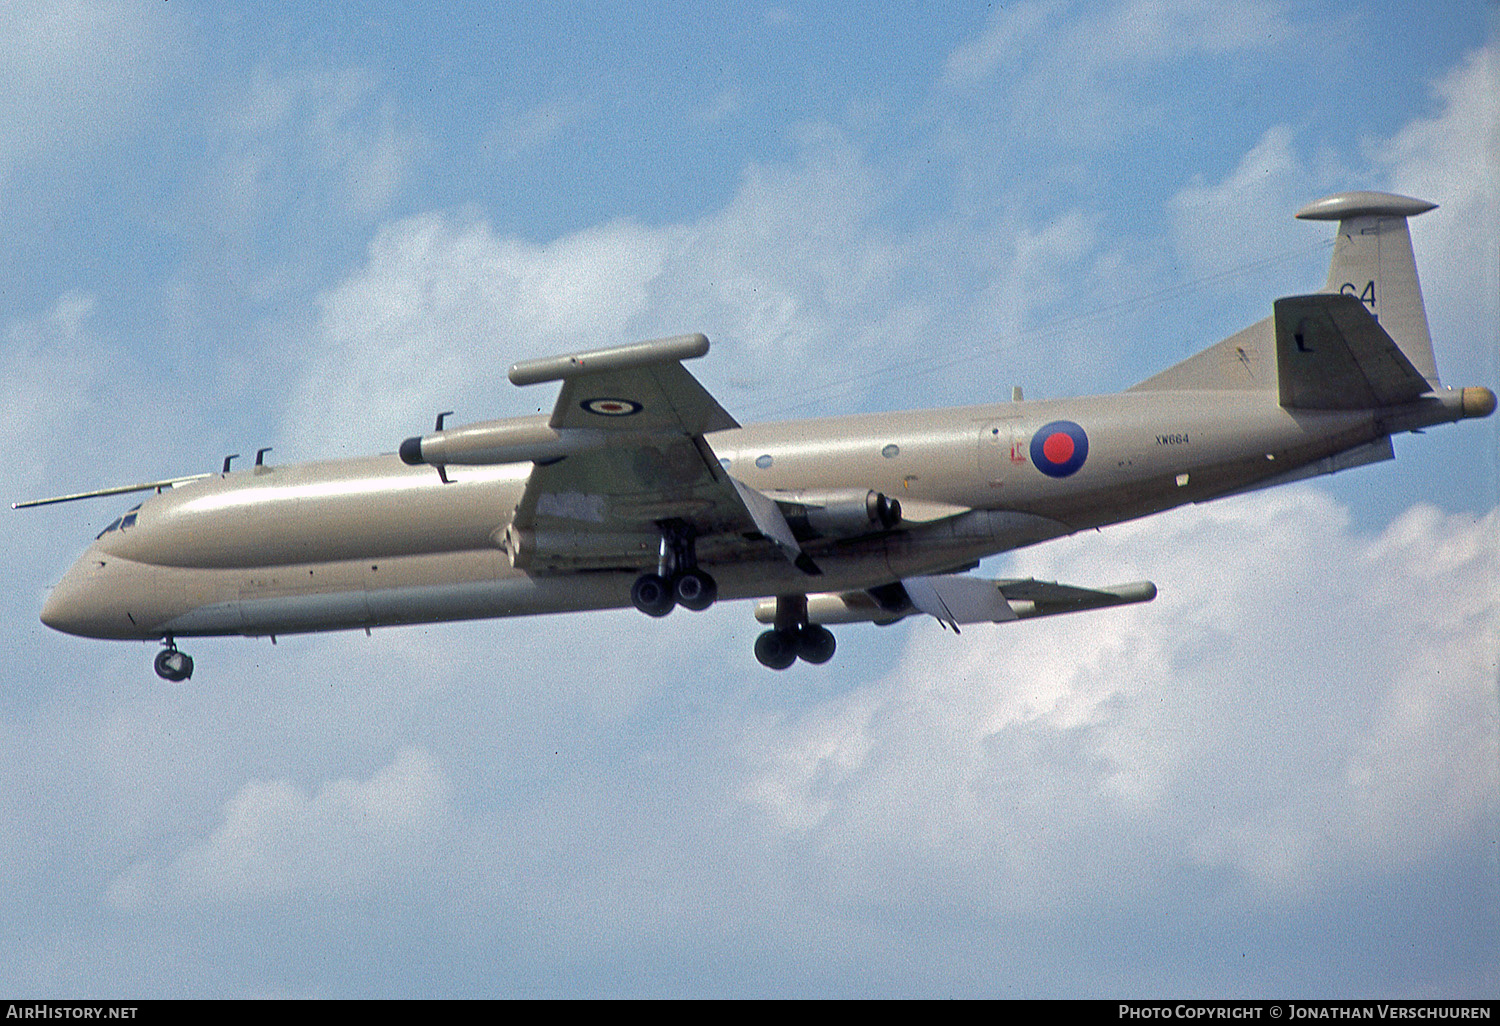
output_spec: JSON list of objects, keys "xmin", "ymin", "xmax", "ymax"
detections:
[
  {"xmin": 760, "ymin": 576, "xmax": 1158, "ymax": 630},
  {"xmin": 503, "ymin": 334, "xmax": 814, "ymax": 572}
]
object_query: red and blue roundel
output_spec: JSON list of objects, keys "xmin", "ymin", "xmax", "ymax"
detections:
[{"xmin": 1030, "ymin": 420, "xmax": 1088, "ymax": 478}]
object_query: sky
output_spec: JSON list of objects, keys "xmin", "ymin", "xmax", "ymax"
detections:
[{"xmin": 1, "ymin": 0, "xmax": 1496, "ymax": 999}]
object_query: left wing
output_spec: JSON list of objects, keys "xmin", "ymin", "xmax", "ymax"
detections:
[
  {"xmin": 758, "ymin": 575, "xmax": 1158, "ymax": 630},
  {"xmin": 500, "ymin": 334, "xmax": 813, "ymax": 572}
]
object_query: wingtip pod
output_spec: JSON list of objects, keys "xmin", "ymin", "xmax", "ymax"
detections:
[
  {"xmin": 508, "ymin": 333, "xmax": 710, "ymax": 386},
  {"xmin": 1295, "ymin": 191, "xmax": 1437, "ymax": 221}
]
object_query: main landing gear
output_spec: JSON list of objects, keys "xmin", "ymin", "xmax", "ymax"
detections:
[
  {"xmin": 754, "ymin": 594, "xmax": 836, "ymax": 670},
  {"xmin": 154, "ymin": 637, "xmax": 194, "ymax": 682},
  {"xmin": 631, "ymin": 520, "xmax": 719, "ymax": 618}
]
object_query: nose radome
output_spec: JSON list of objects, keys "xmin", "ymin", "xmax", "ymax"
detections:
[
  {"xmin": 40, "ymin": 583, "xmax": 73, "ymax": 633},
  {"xmin": 40, "ymin": 557, "xmax": 154, "ymax": 640},
  {"xmin": 41, "ymin": 561, "xmax": 110, "ymax": 638}
]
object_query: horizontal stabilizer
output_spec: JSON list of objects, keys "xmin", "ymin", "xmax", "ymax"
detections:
[{"xmin": 1275, "ymin": 293, "xmax": 1431, "ymax": 410}]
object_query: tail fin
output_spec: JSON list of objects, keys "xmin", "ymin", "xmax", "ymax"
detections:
[
  {"xmin": 1295, "ymin": 191, "xmax": 1440, "ymax": 387},
  {"xmin": 1132, "ymin": 190, "xmax": 1441, "ymax": 395}
]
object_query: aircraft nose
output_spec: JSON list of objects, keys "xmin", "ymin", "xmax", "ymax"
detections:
[{"xmin": 41, "ymin": 556, "xmax": 153, "ymax": 640}]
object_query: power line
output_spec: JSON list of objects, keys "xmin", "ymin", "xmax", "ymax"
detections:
[{"xmin": 734, "ymin": 238, "xmax": 1332, "ymax": 421}]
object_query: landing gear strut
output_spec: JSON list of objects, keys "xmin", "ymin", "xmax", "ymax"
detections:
[
  {"xmin": 754, "ymin": 594, "xmax": 836, "ymax": 670},
  {"xmin": 154, "ymin": 638, "xmax": 194, "ymax": 682},
  {"xmin": 631, "ymin": 519, "xmax": 718, "ymax": 617}
]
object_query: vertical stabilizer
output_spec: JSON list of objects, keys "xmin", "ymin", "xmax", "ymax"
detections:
[{"xmin": 1295, "ymin": 191, "xmax": 1440, "ymax": 387}]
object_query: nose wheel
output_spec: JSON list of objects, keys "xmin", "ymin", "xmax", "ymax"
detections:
[
  {"xmin": 630, "ymin": 520, "xmax": 718, "ymax": 617},
  {"xmin": 154, "ymin": 639, "xmax": 194, "ymax": 682},
  {"xmin": 754, "ymin": 595, "xmax": 836, "ymax": 669}
]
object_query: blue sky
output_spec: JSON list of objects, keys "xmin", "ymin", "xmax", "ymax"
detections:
[{"xmin": 1, "ymin": 0, "xmax": 1496, "ymax": 998}]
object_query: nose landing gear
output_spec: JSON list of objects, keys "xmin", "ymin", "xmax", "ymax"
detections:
[{"xmin": 153, "ymin": 638, "xmax": 194, "ymax": 682}]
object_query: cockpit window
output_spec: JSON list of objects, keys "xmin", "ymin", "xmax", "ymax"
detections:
[{"xmin": 96, "ymin": 504, "xmax": 143, "ymax": 539}]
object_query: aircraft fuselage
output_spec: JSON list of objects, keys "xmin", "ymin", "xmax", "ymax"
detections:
[
  {"xmin": 28, "ymin": 192, "xmax": 1498, "ymax": 676},
  {"xmin": 40, "ymin": 385, "xmax": 1476, "ymax": 643}
]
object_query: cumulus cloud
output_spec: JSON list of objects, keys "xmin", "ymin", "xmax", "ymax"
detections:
[
  {"xmin": 1372, "ymin": 44, "xmax": 1499, "ymax": 379},
  {"xmin": 1167, "ymin": 126, "xmax": 1309, "ymax": 275},
  {"xmin": 284, "ymin": 213, "xmax": 669, "ymax": 454},
  {"xmin": 741, "ymin": 488, "xmax": 1497, "ymax": 911},
  {"xmin": 110, "ymin": 747, "xmax": 452, "ymax": 909},
  {"xmin": 286, "ymin": 121, "xmax": 1131, "ymax": 448},
  {"xmin": 1163, "ymin": 41, "xmax": 1499, "ymax": 389}
]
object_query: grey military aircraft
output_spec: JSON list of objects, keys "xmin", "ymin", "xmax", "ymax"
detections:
[{"xmin": 18, "ymin": 191, "xmax": 1495, "ymax": 680}]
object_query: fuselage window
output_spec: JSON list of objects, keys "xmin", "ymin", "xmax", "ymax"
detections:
[{"xmin": 755, "ymin": 454, "xmax": 773, "ymax": 469}]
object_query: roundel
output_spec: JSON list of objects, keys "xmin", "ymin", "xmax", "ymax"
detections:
[
  {"xmin": 580, "ymin": 397, "xmax": 642, "ymax": 417},
  {"xmin": 1029, "ymin": 420, "xmax": 1089, "ymax": 478}
]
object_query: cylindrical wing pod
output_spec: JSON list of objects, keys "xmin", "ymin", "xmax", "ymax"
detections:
[{"xmin": 400, "ymin": 415, "xmax": 610, "ymax": 467}]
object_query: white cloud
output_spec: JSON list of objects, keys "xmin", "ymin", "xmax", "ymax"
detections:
[
  {"xmin": 941, "ymin": 0, "xmax": 1064, "ymax": 88},
  {"xmin": 283, "ymin": 212, "xmax": 669, "ymax": 454},
  {"xmin": 1373, "ymin": 44, "xmax": 1499, "ymax": 379},
  {"xmin": 939, "ymin": 0, "xmax": 1299, "ymax": 147},
  {"xmin": 0, "ymin": 293, "xmax": 137, "ymax": 496},
  {"xmin": 112, "ymin": 747, "xmax": 452, "ymax": 908},
  {"xmin": 213, "ymin": 65, "xmax": 424, "ymax": 227},
  {"xmin": 1164, "ymin": 42, "xmax": 1500, "ymax": 387},
  {"xmin": 1167, "ymin": 125, "xmax": 1308, "ymax": 277},
  {"xmin": 742, "ymin": 488, "xmax": 1498, "ymax": 910}
]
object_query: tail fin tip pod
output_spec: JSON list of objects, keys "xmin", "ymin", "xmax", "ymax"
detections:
[
  {"xmin": 1293, "ymin": 192, "xmax": 1437, "ymax": 222},
  {"xmin": 1295, "ymin": 190, "xmax": 1440, "ymax": 387}
]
